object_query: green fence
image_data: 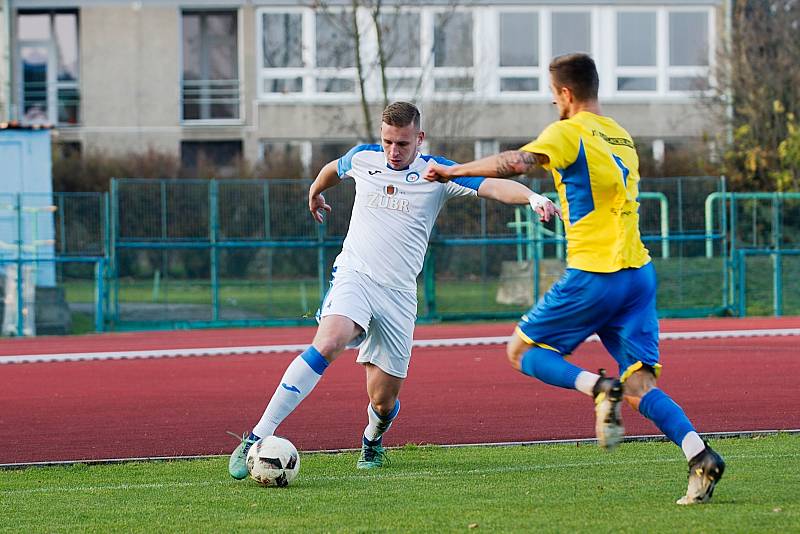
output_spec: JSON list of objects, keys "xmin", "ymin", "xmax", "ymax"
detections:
[
  {"xmin": 101, "ymin": 176, "xmax": 733, "ymax": 330},
  {"xmin": 3, "ymin": 179, "xmax": 798, "ymax": 335},
  {"xmin": 720, "ymin": 193, "xmax": 800, "ymax": 316}
]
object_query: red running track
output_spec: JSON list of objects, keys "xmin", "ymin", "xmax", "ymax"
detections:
[{"xmin": 1, "ymin": 317, "xmax": 799, "ymax": 465}]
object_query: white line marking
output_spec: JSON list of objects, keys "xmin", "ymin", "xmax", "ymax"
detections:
[
  {"xmin": 3, "ymin": 450, "xmax": 798, "ymax": 496},
  {"xmin": 3, "ymin": 429, "xmax": 797, "ymax": 470},
  {"xmin": 3, "ymin": 328, "xmax": 800, "ymax": 365}
]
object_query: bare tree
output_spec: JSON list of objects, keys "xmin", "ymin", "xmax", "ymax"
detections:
[{"xmin": 313, "ymin": 0, "xmax": 478, "ymax": 145}]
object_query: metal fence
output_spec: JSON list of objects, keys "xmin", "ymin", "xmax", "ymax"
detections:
[
  {"xmin": 2, "ymin": 178, "xmax": 798, "ymax": 336},
  {"xmin": 102, "ymin": 176, "xmax": 732, "ymax": 330},
  {"xmin": 0, "ymin": 192, "xmax": 107, "ymax": 336}
]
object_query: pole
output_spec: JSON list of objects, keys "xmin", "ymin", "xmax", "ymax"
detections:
[
  {"xmin": 772, "ymin": 194, "xmax": 782, "ymax": 316},
  {"xmin": 16, "ymin": 193, "xmax": 24, "ymax": 335},
  {"xmin": 94, "ymin": 258, "xmax": 105, "ymax": 332},
  {"xmin": 110, "ymin": 181, "xmax": 120, "ymax": 324},
  {"xmin": 209, "ymin": 180, "xmax": 219, "ymax": 322},
  {"xmin": 720, "ymin": 178, "xmax": 729, "ymax": 310}
]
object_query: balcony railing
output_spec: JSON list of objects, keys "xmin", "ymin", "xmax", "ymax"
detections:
[{"xmin": 181, "ymin": 79, "xmax": 240, "ymax": 121}]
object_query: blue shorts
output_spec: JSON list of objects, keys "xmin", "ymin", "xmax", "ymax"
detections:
[{"xmin": 515, "ymin": 262, "xmax": 660, "ymax": 380}]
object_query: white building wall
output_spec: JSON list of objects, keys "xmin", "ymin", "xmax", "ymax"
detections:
[{"xmin": 76, "ymin": 5, "xmax": 181, "ymax": 153}]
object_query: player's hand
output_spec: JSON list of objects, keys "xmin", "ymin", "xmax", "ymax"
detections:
[
  {"xmin": 528, "ymin": 193, "xmax": 562, "ymax": 222},
  {"xmin": 423, "ymin": 162, "xmax": 453, "ymax": 183},
  {"xmin": 309, "ymin": 192, "xmax": 332, "ymax": 223}
]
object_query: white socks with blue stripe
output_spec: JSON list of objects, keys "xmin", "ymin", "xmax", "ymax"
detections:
[
  {"xmin": 252, "ymin": 346, "xmax": 329, "ymax": 439},
  {"xmin": 363, "ymin": 400, "xmax": 400, "ymax": 446}
]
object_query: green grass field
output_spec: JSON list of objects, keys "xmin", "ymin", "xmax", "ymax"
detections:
[{"xmin": 2, "ymin": 434, "xmax": 798, "ymax": 533}]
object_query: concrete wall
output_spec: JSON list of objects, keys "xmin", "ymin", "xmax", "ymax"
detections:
[
  {"xmin": 66, "ymin": 5, "xmax": 180, "ymax": 153},
  {"xmin": 253, "ymin": 100, "xmax": 711, "ymax": 145}
]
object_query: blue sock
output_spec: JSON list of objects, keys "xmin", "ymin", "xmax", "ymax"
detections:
[
  {"xmin": 247, "ymin": 432, "xmax": 260, "ymax": 442},
  {"xmin": 638, "ymin": 388, "xmax": 696, "ymax": 446},
  {"xmin": 520, "ymin": 346, "xmax": 582, "ymax": 390}
]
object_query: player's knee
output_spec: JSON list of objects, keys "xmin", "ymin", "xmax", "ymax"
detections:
[
  {"xmin": 370, "ymin": 397, "xmax": 397, "ymax": 417},
  {"xmin": 506, "ymin": 343, "xmax": 524, "ymax": 371},
  {"xmin": 310, "ymin": 337, "xmax": 345, "ymax": 360}
]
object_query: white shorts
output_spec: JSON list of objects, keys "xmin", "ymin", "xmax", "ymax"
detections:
[{"xmin": 317, "ymin": 267, "xmax": 417, "ymax": 378}]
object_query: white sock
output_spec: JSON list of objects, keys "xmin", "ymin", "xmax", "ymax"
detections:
[
  {"xmin": 363, "ymin": 401, "xmax": 400, "ymax": 444},
  {"xmin": 574, "ymin": 371, "xmax": 601, "ymax": 396},
  {"xmin": 681, "ymin": 431, "xmax": 706, "ymax": 460},
  {"xmin": 252, "ymin": 352, "xmax": 326, "ymax": 438}
]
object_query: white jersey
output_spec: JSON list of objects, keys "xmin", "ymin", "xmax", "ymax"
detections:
[{"xmin": 333, "ymin": 144, "xmax": 485, "ymax": 293}]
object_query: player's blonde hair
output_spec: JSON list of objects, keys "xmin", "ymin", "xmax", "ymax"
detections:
[{"xmin": 382, "ymin": 102, "xmax": 421, "ymax": 130}]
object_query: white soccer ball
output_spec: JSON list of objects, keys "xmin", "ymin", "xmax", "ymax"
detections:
[{"xmin": 246, "ymin": 436, "xmax": 300, "ymax": 487}]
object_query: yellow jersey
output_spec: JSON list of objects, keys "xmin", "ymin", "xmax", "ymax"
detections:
[{"xmin": 520, "ymin": 111, "xmax": 650, "ymax": 272}]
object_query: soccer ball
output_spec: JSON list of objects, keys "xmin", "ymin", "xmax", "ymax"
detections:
[{"xmin": 246, "ymin": 436, "xmax": 300, "ymax": 487}]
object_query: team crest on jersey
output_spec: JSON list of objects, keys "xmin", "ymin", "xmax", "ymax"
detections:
[
  {"xmin": 405, "ymin": 171, "xmax": 420, "ymax": 183},
  {"xmin": 384, "ymin": 184, "xmax": 397, "ymax": 196}
]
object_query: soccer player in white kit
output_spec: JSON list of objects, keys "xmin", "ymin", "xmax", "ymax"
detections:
[{"xmin": 228, "ymin": 102, "xmax": 559, "ymax": 476}]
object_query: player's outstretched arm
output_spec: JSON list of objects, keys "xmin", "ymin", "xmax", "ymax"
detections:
[
  {"xmin": 478, "ymin": 179, "xmax": 561, "ymax": 222},
  {"xmin": 308, "ymin": 160, "xmax": 339, "ymax": 223},
  {"xmin": 424, "ymin": 150, "xmax": 548, "ymax": 182}
]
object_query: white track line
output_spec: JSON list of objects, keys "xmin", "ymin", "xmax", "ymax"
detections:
[{"xmin": 2, "ymin": 327, "xmax": 800, "ymax": 365}]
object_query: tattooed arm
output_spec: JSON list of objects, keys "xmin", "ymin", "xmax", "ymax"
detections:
[{"xmin": 423, "ymin": 150, "xmax": 549, "ymax": 182}]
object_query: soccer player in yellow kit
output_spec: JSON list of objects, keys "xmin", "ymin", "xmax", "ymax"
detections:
[{"xmin": 423, "ymin": 53, "xmax": 725, "ymax": 505}]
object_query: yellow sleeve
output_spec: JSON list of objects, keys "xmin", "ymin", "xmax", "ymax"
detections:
[{"xmin": 519, "ymin": 122, "xmax": 579, "ymax": 171}]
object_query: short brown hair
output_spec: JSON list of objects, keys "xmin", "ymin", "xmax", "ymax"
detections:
[
  {"xmin": 549, "ymin": 53, "xmax": 599, "ymax": 102},
  {"xmin": 382, "ymin": 101, "xmax": 421, "ymax": 129}
]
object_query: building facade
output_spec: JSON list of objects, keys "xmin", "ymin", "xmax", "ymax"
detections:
[{"xmin": 2, "ymin": 0, "xmax": 722, "ymax": 176}]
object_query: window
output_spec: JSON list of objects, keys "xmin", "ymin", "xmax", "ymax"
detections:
[
  {"xmin": 253, "ymin": 6, "xmax": 712, "ymax": 102},
  {"xmin": 316, "ymin": 10, "xmax": 356, "ymax": 93},
  {"xmin": 378, "ymin": 10, "xmax": 424, "ymax": 95},
  {"xmin": 260, "ymin": 12, "xmax": 303, "ymax": 93},
  {"xmin": 182, "ymin": 11, "xmax": 240, "ymax": 121},
  {"xmin": 668, "ymin": 12, "xmax": 710, "ymax": 91},
  {"xmin": 498, "ymin": 12, "xmax": 540, "ymax": 93},
  {"xmin": 614, "ymin": 9, "xmax": 711, "ymax": 94},
  {"xmin": 258, "ymin": 9, "xmax": 357, "ymax": 97},
  {"xmin": 16, "ymin": 11, "xmax": 80, "ymax": 125},
  {"xmin": 433, "ymin": 11, "xmax": 474, "ymax": 92},
  {"xmin": 616, "ymin": 11, "xmax": 657, "ymax": 92},
  {"xmin": 181, "ymin": 140, "xmax": 243, "ymax": 176},
  {"xmin": 551, "ymin": 12, "xmax": 591, "ymax": 58}
]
